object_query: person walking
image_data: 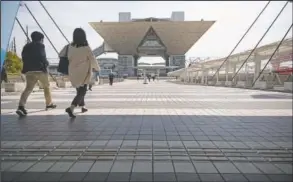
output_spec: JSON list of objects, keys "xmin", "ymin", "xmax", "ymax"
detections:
[
  {"xmin": 59, "ymin": 28, "xmax": 99, "ymax": 118},
  {"xmin": 109, "ymin": 72, "xmax": 114, "ymax": 86},
  {"xmin": 1, "ymin": 66, "xmax": 8, "ymax": 85},
  {"xmin": 88, "ymin": 68, "xmax": 97, "ymax": 91},
  {"xmin": 16, "ymin": 31, "xmax": 56, "ymax": 117}
]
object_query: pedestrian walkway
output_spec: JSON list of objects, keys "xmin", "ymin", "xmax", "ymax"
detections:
[{"xmin": 1, "ymin": 80, "xmax": 292, "ymax": 182}]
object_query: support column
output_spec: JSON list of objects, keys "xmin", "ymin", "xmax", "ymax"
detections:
[
  {"xmin": 118, "ymin": 55, "xmax": 134, "ymax": 77},
  {"xmin": 216, "ymin": 71, "xmax": 220, "ymax": 83},
  {"xmin": 201, "ymin": 65, "xmax": 205, "ymax": 84},
  {"xmin": 205, "ymin": 70, "xmax": 209, "ymax": 84},
  {"xmin": 254, "ymin": 54, "xmax": 262, "ymax": 81},
  {"xmin": 133, "ymin": 55, "xmax": 139, "ymax": 76},
  {"xmin": 232, "ymin": 63, "xmax": 237, "ymax": 82},
  {"xmin": 225, "ymin": 62, "xmax": 229, "ymax": 82},
  {"xmin": 157, "ymin": 69, "xmax": 160, "ymax": 80},
  {"xmin": 143, "ymin": 69, "xmax": 148, "ymax": 84},
  {"xmin": 202, "ymin": 70, "xmax": 206, "ymax": 84},
  {"xmin": 165, "ymin": 55, "xmax": 169, "ymax": 73}
]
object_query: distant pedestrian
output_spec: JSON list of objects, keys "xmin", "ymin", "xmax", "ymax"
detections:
[
  {"xmin": 109, "ymin": 72, "xmax": 114, "ymax": 86},
  {"xmin": 147, "ymin": 74, "xmax": 151, "ymax": 82},
  {"xmin": 88, "ymin": 68, "xmax": 97, "ymax": 91},
  {"xmin": 1, "ymin": 66, "xmax": 8, "ymax": 85}
]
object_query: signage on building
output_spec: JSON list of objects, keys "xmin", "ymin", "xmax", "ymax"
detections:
[{"xmin": 170, "ymin": 55, "xmax": 185, "ymax": 67}]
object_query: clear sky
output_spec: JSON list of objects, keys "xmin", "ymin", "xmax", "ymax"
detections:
[{"xmin": 10, "ymin": 1, "xmax": 292, "ymax": 64}]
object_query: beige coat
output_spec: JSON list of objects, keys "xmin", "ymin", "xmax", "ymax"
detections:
[{"xmin": 59, "ymin": 44, "xmax": 100, "ymax": 88}]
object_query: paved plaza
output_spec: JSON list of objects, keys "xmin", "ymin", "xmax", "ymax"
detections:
[{"xmin": 1, "ymin": 80, "xmax": 292, "ymax": 182}]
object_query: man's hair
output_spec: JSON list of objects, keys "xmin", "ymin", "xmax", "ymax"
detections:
[{"xmin": 31, "ymin": 31, "xmax": 44, "ymax": 42}]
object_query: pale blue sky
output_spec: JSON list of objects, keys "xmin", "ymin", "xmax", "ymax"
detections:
[{"xmin": 11, "ymin": 1, "xmax": 292, "ymax": 64}]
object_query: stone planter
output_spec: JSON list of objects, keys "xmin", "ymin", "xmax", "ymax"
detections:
[
  {"xmin": 215, "ymin": 81, "xmax": 225, "ymax": 86},
  {"xmin": 208, "ymin": 81, "xmax": 216, "ymax": 86},
  {"xmin": 225, "ymin": 81, "xmax": 233, "ymax": 87},
  {"xmin": 57, "ymin": 81, "xmax": 71, "ymax": 88},
  {"xmin": 236, "ymin": 81, "xmax": 246, "ymax": 88},
  {"xmin": 253, "ymin": 81, "xmax": 273, "ymax": 89},
  {"xmin": 4, "ymin": 82, "xmax": 25, "ymax": 92},
  {"xmin": 284, "ymin": 82, "xmax": 292, "ymax": 92}
]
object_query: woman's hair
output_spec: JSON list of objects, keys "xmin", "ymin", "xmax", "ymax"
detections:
[{"xmin": 71, "ymin": 28, "xmax": 89, "ymax": 47}]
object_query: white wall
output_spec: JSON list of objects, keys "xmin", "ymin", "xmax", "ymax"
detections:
[{"xmin": 119, "ymin": 12, "xmax": 131, "ymax": 22}]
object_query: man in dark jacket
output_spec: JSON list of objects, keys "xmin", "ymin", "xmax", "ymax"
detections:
[
  {"xmin": 109, "ymin": 72, "xmax": 114, "ymax": 86},
  {"xmin": 1, "ymin": 66, "xmax": 8, "ymax": 85},
  {"xmin": 16, "ymin": 31, "xmax": 56, "ymax": 117}
]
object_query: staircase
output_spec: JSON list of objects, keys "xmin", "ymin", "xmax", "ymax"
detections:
[{"xmin": 92, "ymin": 42, "xmax": 115, "ymax": 57}]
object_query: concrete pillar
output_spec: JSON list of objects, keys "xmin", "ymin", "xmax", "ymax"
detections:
[
  {"xmin": 133, "ymin": 55, "xmax": 139, "ymax": 76},
  {"xmin": 118, "ymin": 55, "xmax": 134, "ymax": 76},
  {"xmin": 254, "ymin": 54, "xmax": 262, "ymax": 81},
  {"xmin": 205, "ymin": 70, "xmax": 208, "ymax": 84},
  {"xmin": 225, "ymin": 62, "xmax": 229, "ymax": 81},
  {"xmin": 165, "ymin": 55, "xmax": 170, "ymax": 73},
  {"xmin": 201, "ymin": 70, "xmax": 205, "ymax": 84},
  {"xmin": 232, "ymin": 63, "xmax": 237, "ymax": 82},
  {"xmin": 157, "ymin": 69, "xmax": 160, "ymax": 80},
  {"xmin": 216, "ymin": 70, "xmax": 219, "ymax": 82},
  {"xmin": 200, "ymin": 65, "xmax": 205, "ymax": 84},
  {"xmin": 143, "ymin": 69, "xmax": 148, "ymax": 84}
]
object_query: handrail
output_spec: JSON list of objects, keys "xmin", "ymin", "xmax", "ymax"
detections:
[
  {"xmin": 209, "ymin": 1, "xmax": 271, "ymax": 82},
  {"xmin": 231, "ymin": 1, "xmax": 289, "ymax": 82},
  {"xmin": 20, "ymin": 3, "xmax": 60, "ymax": 86},
  {"xmin": 251, "ymin": 23, "xmax": 292, "ymax": 87},
  {"xmin": 38, "ymin": 1, "xmax": 70, "ymax": 44}
]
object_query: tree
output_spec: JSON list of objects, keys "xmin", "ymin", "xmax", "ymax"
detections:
[{"xmin": 4, "ymin": 51, "xmax": 23, "ymax": 74}]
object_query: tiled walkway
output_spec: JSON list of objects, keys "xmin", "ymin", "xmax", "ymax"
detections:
[{"xmin": 1, "ymin": 80, "xmax": 292, "ymax": 182}]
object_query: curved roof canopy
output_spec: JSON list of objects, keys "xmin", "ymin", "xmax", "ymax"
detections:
[{"xmin": 89, "ymin": 21, "xmax": 215, "ymax": 55}]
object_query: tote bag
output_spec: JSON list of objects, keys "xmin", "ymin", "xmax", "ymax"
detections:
[{"xmin": 57, "ymin": 45, "xmax": 69, "ymax": 75}]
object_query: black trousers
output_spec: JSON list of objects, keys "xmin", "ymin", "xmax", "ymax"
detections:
[
  {"xmin": 109, "ymin": 78, "xmax": 113, "ymax": 85},
  {"xmin": 71, "ymin": 84, "xmax": 87, "ymax": 107}
]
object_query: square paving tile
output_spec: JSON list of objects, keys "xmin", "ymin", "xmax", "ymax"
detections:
[
  {"xmin": 174, "ymin": 162, "xmax": 196, "ymax": 173},
  {"xmin": 199, "ymin": 173, "xmax": 224, "ymax": 182},
  {"xmin": 274, "ymin": 163, "xmax": 293, "ymax": 174},
  {"xmin": 213, "ymin": 162, "xmax": 240, "ymax": 173},
  {"xmin": 132, "ymin": 161, "xmax": 152, "ymax": 172},
  {"xmin": 90, "ymin": 161, "xmax": 114, "ymax": 172},
  {"xmin": 14, "ymin": 172, "xmax": 44, "ymax": 182},
  {"xmin": 107, "ymin": 172, "xmax": 131, "ymax": 182},
  {"xmin": 36, "ymin": 172, "xmax": 64, "ymax": 182},
  {"xmin": 267, "ymin": 174, "xmax": 293, "ymax": 182},
  {"xmin": 27, "ymin": 162, "xmax": 55, "ymax": 172},
  {"xmin": 192, "ymin": 161, "xmax": 218, "ymax": 173},
  {"xmin": 222, "ymin": 174, "xmax": 248, "ymax": 182},
  {"xmin": 59, "ymin": 172, "xmax": 87, "ymax": 182},
  {"xmin": 111, "ymin": 161, "xmax": 133, "ymax": 172},
  {"xmin": 1, "ymin": 172, "xmax": 22, "ymax": 182},
  {"xmin": 83, "ymin": 172, "xmax": 109, "ymax": 182},
  {"xmin": 8, "ymin": 162, "xmax": 36, "ymax": 172},
  {"xmin": 253, "ymin": 163, "xmax": 285, "ymax": 174},
  {"xmin": 130, "ymin": 173, "xmax": 153, "ymax": 182},
  {"xmin": 68, "ymin": 161, "xmax": 94, "ymax": 172},
  {"xmin": 154, "ymin": 173, "xmax": 176, "ymax": 182},
  {"xmin": 244, "ymin": 174, "xmax": 271, "ymax": 182},
  {"xmin": 176, "ymin": 172, "xmax": 201, "ymax": 182},
  {"xmin": 233, "ymin": 162, "xmax": 262, "ymax": 174},
  {"xmin": 48, "ymin": 162, "xmax": 74, "ymax": 172},
  {"xmin": 154, "ymin": 162, "xmax": 174, "ymax": 172}
]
